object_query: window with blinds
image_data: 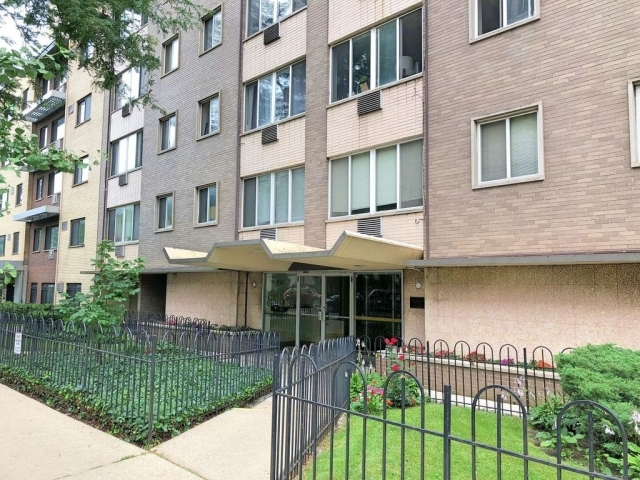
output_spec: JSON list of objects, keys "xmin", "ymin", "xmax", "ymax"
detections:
[
  {"xmin": 243, "ymin": 167, "xmax": 305, "ymax": 228},
  {"xmin": 329, "ymin": 139, "xmax": 424, "ymax": 218},
  {"xmin": 476, "ymin": 109, "xmax": 540, "ymax": 186}
]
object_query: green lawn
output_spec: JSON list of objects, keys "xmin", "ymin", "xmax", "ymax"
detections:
[{"xmin": 304, "ymin": 404, "xmax": 591, "ymax": 480}]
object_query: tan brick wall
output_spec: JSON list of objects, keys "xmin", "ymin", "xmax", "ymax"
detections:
[
  {"xmin": 239, "ymin": 225, "xmax": 304, "ymax": 243},
  {"xmin": 403, "ymin": 268, "xmax": 425, "ymax": 341},
  {"xmin": 325, "ymin": 211, "xmax": 423, "ymax": 249},
  {"xmin": 327, "ymin": 77, "xmax": 423, "ymax": 158},
  {"xmin": 110, "ymin": 106, "xmax": 144, "ymax": 143},
  {"xmin": 423, "ymin": 264, "xmax": 640, "ymax": 354},
  {"xmin": 243, "ymin": 9, "xmax": 307, "ymax": 82},
  {"xmin": 0, "ymin": 170, "xmax": 28, "ymax": 265},
  {"xmin": 106, "ymin": 169, "xmax": 142, "ymax": 208},
  {"xmin": 328, "ymin": 0, "xmax": 422, "ymax": 44},
  {"xmin": 240, "ymin": 117, "xmax": 305, "ymax": 177},
  {"xmin": 428, "ymin": 0, "xmax": 640, "ymax": 257},
  {"xmin": 166, "ymin": 271, "xmax": 239, "ymax": 325}
]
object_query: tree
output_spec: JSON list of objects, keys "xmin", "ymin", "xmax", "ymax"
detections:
[{"xmin": 56, "ymin": 240, "xmax": 145, "ymax": 328}]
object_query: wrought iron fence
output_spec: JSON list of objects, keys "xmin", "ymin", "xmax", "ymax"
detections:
[
  {"xmin": 271, "ymin": 339, "xmax": 632, "ymax": 480},
  {"xmin": 358, "ymin": 336, "xmax": 571, "ymax": 411},
  {"xmin": 0, "ymin": 312, "xmax": 279, "ymax": 442}
]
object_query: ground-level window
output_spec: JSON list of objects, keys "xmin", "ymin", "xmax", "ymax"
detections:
[
  {"xmin": 355, "ymin": 273, "xmax": 402, "ymax": 341},
  {"xmin": 41, "ymin": 283, "xmax": 54, "ymax": 304},
  {"xmin": 29, "ymin": 283, "xmax": 37, "ymax": 303},
  {"xmin": 66, "ymin": 283, "xmax": 82, "ymax": 298}
]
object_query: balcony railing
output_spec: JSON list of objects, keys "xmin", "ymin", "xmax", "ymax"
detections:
[
  {"xmin": 40, "ymin": 138, "xmax": 64, "ymax": 154},
  {"xmin": 23, "ymin": 85, "xmax": 66, "ymax": 123}
]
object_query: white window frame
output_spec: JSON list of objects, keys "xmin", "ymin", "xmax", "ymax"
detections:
[
  {"xmin": 629, "ymin": 80, "xmax": 640, "ymax": 168},
  {"xmin": 156, "ymin": 193, "xmax": 174, "ymax": 231},
  {"xmin": 74, "ymin": 157, "xmax": 89, "ymax": 185},
  {"xmin": 0, "ymin": 191, "xmax": 8, "ymax": 211},
  {"xmin": 328, "ymin": 140, "xmax": 424, "ymax": 219},
  {"xmin": 158, "ymin": 113, "xmax": 177, "ymax": 152},
  {"xmin": 244, "ymin": 60, "xmax": 306, "ymax": 132},
  {"xmin": 242, "ymin": 167, "xmax": 305, "ymax": 228},
  {"xmin": 110, "ymin": 130, "xmax": 143, "ymax": 176},
  {"xmin": 114, "ymin": 67, "xmax": 146, "ymax": 110},
  {"xmin": 201, "ymin": 7, "xmax": 223, "ymax": 54},
  {"xmin": 195, "ymin": 183, "xmax": 218, "ymax": 226},
  {"xmin": 246, "ymin": 0, "xmax": 307, "ymax": 37},
  {"xmin": 77, "ymin": 94, "xmax": 91, "ymax": 124},
  {"xmin": 162, "ymin": 35, "xmax": 180, "ymax": 76},
  {"xmin": 471, "ymin": 103, "xmax": 544, "ymax": 189},
  {"xmin": 108, "ymin": 203, "xmax": 140, "ymax": 244},
  {"xmin": 330, "ymin": 8, "xmax": 423, "ymax": 104},
  {"xmin": 198, "ymin": 93, "xmax": 221, "ymax": 138},
  {"xmin": 471, "ymin": 0, "xmax": 540, "ymax": 42}
]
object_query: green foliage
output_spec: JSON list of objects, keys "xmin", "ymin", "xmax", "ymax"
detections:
[
  {"xmin": 56, "ymin": 240, "xmax": 144, "ymax": 328},
  {"xmin": 529, "ymin": 394, "xmax": 579, "ymax": 432},
  {"xmin": 350, "ymin": 371, "xmax": 385, "ymax": 416},
  {"xmin": 606, "ymin": 442, "xmax": 640, "ymax": 479}
]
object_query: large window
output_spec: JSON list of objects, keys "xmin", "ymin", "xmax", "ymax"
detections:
[
  {"xmin": 33, "ymin": 228, "xmax": 41, "ymax": 252},
  {"xmin": 355, "ymin": 273, "xmax": 402, "ymax": 341},
  {"xmin": 70, "ymin": 219, "xmax": 85, "ymax": 247},
  {"xmin": 159, "ymin": 114, "xmax": 177, "ymax": 151},
  {"xmin": 74, "ymin": 157, "xmax": 89, "ymax": 185},
  {"xmin": 247, "ymin": 0, "xmax": 306, "ymax": 37},
  {"xmin": 245, "ymin": 60, "xmax": 306, "ymax": 131},
  {"xmin": 196, "ymin": 184, "xmax": 217, "ymax": 225},
  {"xmin": 12, "ymin": 232, "xmax": 19, "ymax": 254},
  {"xmin": 475, "ymin": 107, "xmax": 542, "ymax": 187},
  {"xmin": 199, "ymin": 95, "xmax": 220, "ymax": 137},
  {"xmin": 114, "ymin": 67, "xmax": 147, "ymax": 109},
  {"xmin": 108, "ymin": 204, "xmax": 140, "ymax": 244},
  {"xmin": 330, "ymin": 139, "xmax": 423, "ymax": 217},
  {"xmin": 45, "ymin": 226, "xmax": 59, "ymax": 250},
  {"xmin": 156, "ymin": 194, "xmax": 174, "ymax": 230},
  {"xmin": 162, "ymin": 36, "xmax": 179, "ymax": 75},
  {"xmin": 202, "ymin": 9, "xmax": 222, "ymax": 52},
  {"xmin": 77, "ymin": 95, "xmax": 92, "ymax": 124},
  {"xmin": 331, "ymin": 9, "xmax": 422, "ymax": 102},
  {"xmin": 243, "ymin": 167, "xmax": 304, "ymax": 228},
  {"xmin": 41, "ymin": 283, "xmax": 54, "ymax": 304},
  {"xmin": 110, "ymin": 131, "xmax": 143, "ymax": 176},
  {"xmin": 476, "ymin": 0, "xmax": 536, "ymax": 37}
]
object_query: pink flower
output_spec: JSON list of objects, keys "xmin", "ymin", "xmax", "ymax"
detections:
[
  {"xmin": 398, "ymin": 354, "xmax": 404, "ymax": 361},
  {"xmin": 392, "ymin": 364, "xmax": 400, "ymax": 372}
]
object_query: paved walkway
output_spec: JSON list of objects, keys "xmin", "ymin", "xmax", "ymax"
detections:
[{"xmin": 0, "ymin": 384, "xmax": 272, "ymax": 480}]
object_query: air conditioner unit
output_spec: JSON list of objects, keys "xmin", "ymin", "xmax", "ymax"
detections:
[
  {"xmin": 9, "ymin": 186, "xmax": 14, "ymax": 195},
  {"xmin": 48, "ymin": 250, "xmax": 55, "ymax": 260},
  {"xmin": 56, "ymin": 283, "xmax": 64, "ymax": 293},
  {"xmin": 118, "ymin": 173, "xmax": 128, "ymax": 186},
  {"xmin": 6, "ymin": 234, "xmax": 11, "ymax": 242},
  {"xmin": 115, "ymin": 245, "xmax": 125, "ymax": 258},
  {"xmin": 61, "ymin": 221, "xmax": 68, "ymax": 231},
  {"xmin": 51, "ymin": 193, "xmax": 59, "ymax": 204},
  {"xmin": 122, "ymin": 103, "xmax": 131, "ymax": 117}
]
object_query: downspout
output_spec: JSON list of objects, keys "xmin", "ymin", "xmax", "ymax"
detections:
[
  {"xmin": 234, "ymin": 0, "xmax": 246, "ymax": 240},
  {"xmin": 422, "ymin": 1, "xmax": 430, "ymax": 260},
  {"xmin": 244, "ymin": 271, "xmax": 249, "ymax": 328}
]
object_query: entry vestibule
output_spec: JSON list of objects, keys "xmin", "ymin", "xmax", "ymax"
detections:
[{"xmin": 263, "ymin": 271, "xmax": 402, "ymax": 347}]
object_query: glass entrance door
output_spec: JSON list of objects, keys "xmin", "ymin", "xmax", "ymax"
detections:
[
  {"xmin": 298, "ymin": 276, "xmax": 323, "ymax": 347},
  {"xmin": 324, "ymin": 276, "xmax": 351, "ymax": 340}
]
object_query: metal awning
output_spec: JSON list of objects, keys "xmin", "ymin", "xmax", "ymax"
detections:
[
  {"xmin": 23, "ymin": 89, "xmax": 66, "ymax": 123},
  {"xmin": 13, "ymin": 205, "xmax": 60, "ymax": 223},
  {"xmin": 164, "ymin": 231, "xmax": 423, "ymax": 272}
]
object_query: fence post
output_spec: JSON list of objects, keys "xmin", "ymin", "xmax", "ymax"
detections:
[
  {"xmin": 426, "ymin": 341, "xmax": 431, "ymax": 399},
  {"xmin": 270, "ymin": 353, "xmax": 280, "ymax": 480},
  {"xmin": 147, "ymin": 336, "xmax": 157, "ymax": 443},
  {"xmin": 523, "ymin": 348, "xmax": 530, "ymax": 412},
  {"xmin": 443, "ymin": 385, "xmax": 452, "ymax": 480}
]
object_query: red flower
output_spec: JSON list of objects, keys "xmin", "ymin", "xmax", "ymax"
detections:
[
  {"xmin": 392, "ymin": 364, "xmax": 400, "ymax": 372},
  {"xmin": 390, "ymin": 338, "xmax": 398, "ymax": 345},
  {"xmin": 398, "ymin": 354, "xmax": 404, "ymax": 361},
  {"xmin": 384, "ymin": 338, "xmax": 391, "ymax": 345}
]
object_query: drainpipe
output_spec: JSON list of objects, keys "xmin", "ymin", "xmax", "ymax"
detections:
[
  {"xmin": 244, "ymin": 271, "xmax": 249, "ymax": 328},
  {"xmin": 422, "ymin": 1, "xmax": 430, "ymax": 260},
  {"xmin": 234, "ymin": 0, "xmax": 246, "ymax": 240}
]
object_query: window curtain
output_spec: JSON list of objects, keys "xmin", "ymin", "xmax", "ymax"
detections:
[
  {"xmin": 331, "ymin": 158, "xmax": 348, "ymax": 217},
  {"xmin": 510, "ymin": 112, "xmax": 538, "ymax": 177},
  {"xmin": 351, "ymin": 152, "xmax": 370, "ymax": 214},
  {"xmin": 400, "ymin": 139, "xmax": 423, "ymax": 208},
  {"xmin": 376, "ymin": 146, "xmax": 397, "ymax": 211},
  {"xmin": 480, "ymin": 120, "xmax": 507, "ymax": 182},
  {"xmin": 507, "ymin": 0, "xmax": 531, "ymax": 25},
  {"xmin": 245, "ymin": 83, "xmax": 258, "ymax": 131},
  {"xmin": 257, "ymin": 174, "xmax": 271, "ymax": 225},
  {"xmin": 243, "ymin": 178, "xmax": 257, "ymax": 227},
  {"xmin": 291, "ymin": 167, "xmax": 305, "ymax": 221},
  {"xmin": 291, "ymin": 61, "xmax": 306, "ymax": 115},
  {"xmin": 377, "ymin": 21, "xmax": 397, "ymax": 87},
  {"xmin": 274, "ymin": 171, "xmax": 289, "ymax": 224}
]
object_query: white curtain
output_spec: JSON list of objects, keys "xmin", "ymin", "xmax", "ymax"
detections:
[
  {"xmin": 274, "ymin": 170, "xmax": 289, "ymax": 224},
  {"xmin": 480, "ymin": 120, "xmax": 507, "ymax": 182},
  {"xmin": 510, "ymin": 113, "xmax": 538, "ymax": 177},
  {"xmin": 291, "ymin": 167, "xmax": 305, "ymax": 222},
  {"xmin": 331, "ymin": 158, "xmax": 348, "ymax": 217},
  {"xmin": 351, "ymin": 152, "xmax": 370, "ymax": 214},
  {"xmin": 400, "ymin": 140, "xmax": 423, "ymax": 208},
  {"xmin": 257, "ymin": 174, "xmax": 271, "ymax": 225},
  {"xmin": 376, "ymin": 146, "xmax": 397, "ymax": 210}
]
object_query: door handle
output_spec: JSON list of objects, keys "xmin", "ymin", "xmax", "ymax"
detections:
[{"xmin": 317, "ymin": 306, "xmax": 325, "ymax": 321}]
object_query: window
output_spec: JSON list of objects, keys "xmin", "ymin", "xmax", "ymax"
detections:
[
  {"xmin": 107, "ymin": 204, "xmax": 140, "ymax": 244},
  {"xmin": 0, "ymin": 191, "xmax": 8, "ymax": 211},
  {"xmin": 52, "ymin": 116, "xmax": 65, "ymax": 143},
  {"xmin": 48, "ymin": 172, "xmax": 62, "ymax": 196},
  {"xmin": 122, "ymin": 10, "xmax": 148, "ymax": 33},
  {"xmin": 114, "ymin": 67, "xmax": 147, "ymax": 109},
  {"xmin": 162, "ymin": 36, "xmax": 179, "ymax": 75},
  {"xmin": 196, "ymin": 184, "xmax": 217, "ymax": 225},
  {"xmin": 0, "ymin": 235, "xmax": 5, "ymax": 256},
  {"xmin": 15, "ymin": 184, "xmax": 22, "ymax": 206},
  {"xmin": 331, "ymin": 9, "xmax": 422, "ymax": 102},
  {"xmin": 45, "ymin": 226, "xmax": 59, "ymax": 250},
  {"xmin": 247, "ymin": 0, "xmax": 306, "ymax": 36},
  {"xmin": 66, "ymin": 283, "xmax": 82, "ymax": 299},
  {"xmin": 202, "ymin": 9, "xmax": 222, "ymax": 52},
  {"xmin": 243, "ymin": 167, "xmax": 304, "ymax": 227},
  {"xmin": 39, "ymin": 126, "xmax": 48, "ymax": 149},
  {"xmin": 159, "ymin": 114, "xmax": 177, "ymax": 151},
  {"xmin": 70, "ymin": 219, "xmax": 85, "ymax": 246},
  {"xmin": 33, "ymin": 228, "xmax": 41, "ymax": 252},
  {"xmin": 476, "ymin": 0, "xmax": 536, "ymax": 37},
  {"xmin": 245, "ymin": 60, "xmax": 306, "ymax": 131},
  {"xmin": 77, "ymin": 95, "xmax": 92, "ymax": 124},
  {"xmin": 36, "ymin": 178, "xmax": 44, "ymax": 200},
  {"xmin": 22, "ymin": 88, "xmax": 29, "ymax": 110},
  {"xmin": 474, "ymin": 107, "xmax": 542, "ymax": 187},
  {"xmin": 11, "ymin": 232, "xmax": 19, "ymax": 254},
  {"xmin": 330, "ymin": 139, "xmax": 423, "ymax": 217},
  {"xmin": 199, "ymin": 95, "xmax": 220, "ymax": 137},
  {"xmin": 631, "ymin": 82, "xmax": 640, "ymax": 167},
  {"xmin": 41, "ymin": 284, "xmax": 54, "ymax": 304},
  {"xmin": 110, "ymin": 131, "xmax": 143, "ymax": 176},
  {"xmin": 29, "ymin": 283, "xmax": 37, "ymax": 303},
  {"xmin": 74, "ymin": 157, "xmax": 89, "ymax": 185},
  {"xmin": 156, "ymin": 194, "xmax": 174, "ymax": 230}
]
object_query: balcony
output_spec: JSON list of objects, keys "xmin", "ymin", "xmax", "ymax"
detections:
[
  {"xmin": 13, "ymin": 205, "xmax": 60, "ymax": 223},
  {"xmin": 41, "ymin": 138, "xmax": 64, "ymax": 154},
  {"xmin": 23, "ymin": 86, "xmax": 66, "ymax": 123}
]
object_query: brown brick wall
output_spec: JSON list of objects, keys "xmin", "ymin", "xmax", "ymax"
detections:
[{"xmin": 427, "ymin": 0, "xmax": 640, "ymax": 257}]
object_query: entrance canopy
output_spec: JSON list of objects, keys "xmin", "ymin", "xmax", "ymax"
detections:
[{"xmin": 164, "ymin": 231, "xmax": 423, "ymax": 272}]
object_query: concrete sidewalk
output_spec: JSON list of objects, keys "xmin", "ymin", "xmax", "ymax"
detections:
[{"xmin": 0, "ymin": 383, "xmax": 272, "ymax": 480}]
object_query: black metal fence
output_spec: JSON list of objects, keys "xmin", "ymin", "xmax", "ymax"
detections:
[
  {"xmin": 359, "ymin": 336, "xmax": 571, "ymax": 411},
  {"xmin": 0, "ymin": 312, "xmax": 279, "ymax": 442},
  {"xmin": 271, "ymin": 337, "xmax": 631, "ymax": 480}
]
